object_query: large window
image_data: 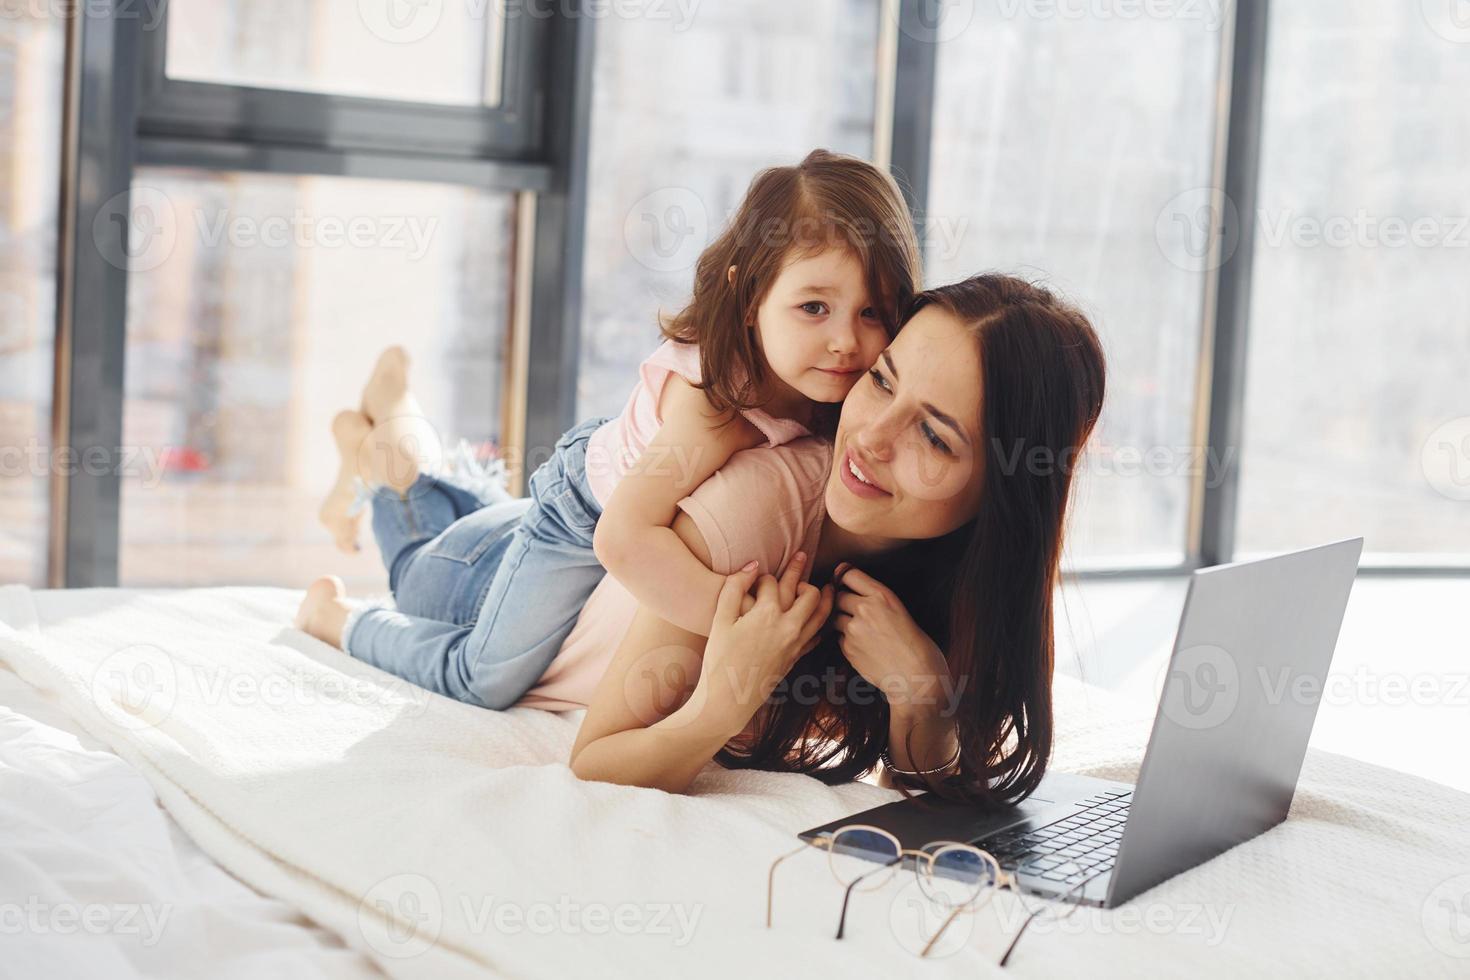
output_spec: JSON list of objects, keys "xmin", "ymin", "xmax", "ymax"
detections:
[
  {"xmin": 118, "ymin": 171, "xmax": 516, "ymax": 590},
  {"xmin": 43, "ymin": 2, "xmax": 1470, "ymax": 585},
  {"xmin": 0, "ymin": 11, "xmax": 64, "ymax": 586},
  {"xmin": 925, "ymin": 4, "xmax": 1226, "ymax": 569},
  {"xmin": 576, "ymin": 0, "xmax": 881, "ymax": 422},
  {"xmin": 1235, "ymin": 1, "xmax": 1470, "ymax": 564}
]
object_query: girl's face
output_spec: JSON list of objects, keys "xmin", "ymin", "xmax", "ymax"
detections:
[
  {"xmin": 750, "ymin": 247, "xmax": 890, "ymax": 408},
  {"xmin": 824, "ymin": 304, "xmax": 986, "ymax": 540}
]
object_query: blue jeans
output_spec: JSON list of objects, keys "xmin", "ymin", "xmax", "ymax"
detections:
[{"xmin": 344, "ymin": 415, "xmax": 611, "ymax": 709}]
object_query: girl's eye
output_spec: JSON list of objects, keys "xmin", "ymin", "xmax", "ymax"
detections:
[
  {"xmin": 867, "ymin": 367, "xmax": 891, "ymax": 393},
  {"xmin": 861, "ymin": 307, "xmax": 880, "ymax": 320},
  {"xmin": 921, "ymin": 422, "xmax": 953, "ymax": 455},
  {"xmin": 800, "ymin": 301, "xmax": 828, "ymax": 316}
]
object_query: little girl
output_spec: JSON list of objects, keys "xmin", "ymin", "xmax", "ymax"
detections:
[{"xmin": 304, "ymin": 148, "xmax": 921, "ymax": 709}]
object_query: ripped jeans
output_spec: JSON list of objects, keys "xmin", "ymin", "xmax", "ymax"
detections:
[{"xmin": 342, "ymin": 415, "xmax": 612, "ymax": 709}]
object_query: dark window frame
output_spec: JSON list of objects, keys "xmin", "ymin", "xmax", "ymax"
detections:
[
  {"xmin": 49, "ymin": 0, "xmax": 1467, "ymax": 586},
  {"xmin": 56, "ymin": 0, "xmax": 592, "ymax": 587},
  {"xmin": 135, "ymin": 3, "xmax": 549, "ymax": 159}
]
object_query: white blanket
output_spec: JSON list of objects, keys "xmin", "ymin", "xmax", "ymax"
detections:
[{"xmin": 1, "ymin": 585, "xmax": 1467, "ymax": 978}]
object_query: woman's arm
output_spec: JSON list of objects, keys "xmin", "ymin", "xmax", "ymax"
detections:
[
  {"xmin": 571, "ymin": 519, "xmax": 831, "ymax": 794},
  {"xmin": 592, "ymin": 375, "xmax": 766, "ymax": 638},
  {"xmin": 567, "ymin": 602, "xmax": 750, "ymax": 794},
  {"xmin": 829, "ymin": 562, "xmax": 964, "ymax": 785},
  {"xmin": 876, "ymin": 706, "xmax": 962, "ymax": 789}
]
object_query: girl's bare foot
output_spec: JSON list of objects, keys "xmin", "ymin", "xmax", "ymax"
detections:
[
  {"xmin": 294, "ymin": 575, "xmax": 351, "ymax": 649},
  {"xmin": 319, "ymin": 410, "xmax": 372, "ymax": 553},
  {"xmin": 360, "ymin": 346, "xmax": 410, "ymax": 423},
  {"xmin": 359, "ymin": 346, "xmax": 441, "ymax": 494}
]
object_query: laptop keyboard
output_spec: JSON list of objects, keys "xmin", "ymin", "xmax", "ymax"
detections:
[{"xmin": 976, "ymin": 790, "xmax": 1131, "ymax": 886}]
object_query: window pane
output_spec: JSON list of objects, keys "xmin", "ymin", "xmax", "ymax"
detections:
[
  {"xmin": 1236, "ymin": 1, "xmax": 1470, "ymax": 564},
  {"xmin": 119, "ymin": 170, "xmax": 515, "ymax": 589},
  {"xmin": 165, "ymin": 0, "xmax": 506, "ymax": 106},
  {"xmin": 0, "ymin": 11, "xmax": 64, "ymax": 587},
  {"xmin": 925, "ymin": 7, "xmax": 1225, "ymax": 568},
  {"xmin": 576, "ymin": 0, "xmax": 880, "ymax": 421}
]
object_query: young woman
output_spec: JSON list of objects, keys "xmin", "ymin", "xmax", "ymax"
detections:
[
  {"xmin": 568, "ymin": 273, "xmax": 1106, "ymax": 803},
  {"xmin": 299, "ymin": 273, "xmax": 1106, "ymax": 805}
]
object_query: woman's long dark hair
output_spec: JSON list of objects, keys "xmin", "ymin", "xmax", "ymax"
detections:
[{"xmin": 715, "ymin": 274, "xmax": 1107, "ymax": 808}]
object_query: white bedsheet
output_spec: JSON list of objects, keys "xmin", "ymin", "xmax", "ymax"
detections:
[
  {"xmin": 0, "ymin": 586, "xmax": 382, "ymax": 980},
  {"xmin": 0, "ymin": 584, "xmax": 1467, "ymax": 979}
]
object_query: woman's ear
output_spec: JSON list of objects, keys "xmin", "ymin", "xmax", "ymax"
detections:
[{"xmin": 727, "ymin": 264, "xmax": 737, "ymax": 286}]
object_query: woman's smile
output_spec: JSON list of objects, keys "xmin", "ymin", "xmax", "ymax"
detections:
[{"xmin": 838, "ymin": 446, "xmax": 891, "ymax": 498}]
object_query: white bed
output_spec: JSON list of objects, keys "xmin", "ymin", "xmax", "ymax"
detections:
[{"xmin": 1, "ymin": 583, "xmax": 1467, "ymax": 979}]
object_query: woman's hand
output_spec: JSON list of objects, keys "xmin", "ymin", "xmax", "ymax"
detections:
[
  {"xmin": 695, "ymin": 553, "xmax": 834, "ymax": 730},
  {"xmin": 831, "ymin": 562, "xmax": 953, "ymax": 718}
]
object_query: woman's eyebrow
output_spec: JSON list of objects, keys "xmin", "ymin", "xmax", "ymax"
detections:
[{"xmin": 881, "ymin": 350, "xmax": 972, "ymax": 447}]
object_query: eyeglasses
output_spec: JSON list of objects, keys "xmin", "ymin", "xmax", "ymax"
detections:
[{"xmin": 766, "ymin": 823, "xmax": 1103, "ymax": 964}]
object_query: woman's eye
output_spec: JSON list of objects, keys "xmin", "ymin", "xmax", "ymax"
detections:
[
  {"xmin": 867, "ymin": 367, "xmax": 891, "ymax": 393},
  {"xmin": 861, "ymin": 307, "xmax": 880, "ymax": 320},
  {"xmin": 800, "ymin": 301, "xmax": 828, "ymax": 316},
  {"xmin": 921, "ymin": 422, "xmax": 952, "ymax": 455}
]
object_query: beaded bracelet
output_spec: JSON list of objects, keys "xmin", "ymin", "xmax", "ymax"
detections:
[{"xmin": 880, "ymin": 742, "xmax": 961, "ymax": 777}]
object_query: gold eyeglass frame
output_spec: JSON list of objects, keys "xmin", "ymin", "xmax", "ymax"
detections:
[{"xmin": 765, "ymin": 822, "xmax": 1103, "ymax": 962}]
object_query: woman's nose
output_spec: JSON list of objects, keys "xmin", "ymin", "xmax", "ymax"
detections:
[{"xmin": 852, "ymin": 411, "xmax": 898, "ymax": 462}]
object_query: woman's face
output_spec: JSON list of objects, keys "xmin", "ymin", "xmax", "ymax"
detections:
[{"xmin": 824, "ymin": 304, "xmax": 985, "ymax": 541}]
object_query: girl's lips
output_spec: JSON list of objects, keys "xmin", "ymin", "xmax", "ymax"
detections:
[
  {"xmin": 838, "ymin": 448, "xmax": 891, "ymax": 499},
  {"xmin": 816, "ymin": 367, "xmax": 861, "ymax": 376}
]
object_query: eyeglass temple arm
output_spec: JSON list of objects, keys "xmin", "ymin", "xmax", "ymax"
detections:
[
  {"xmin": 920, "ymin": 902, "xmax": 968, "ymax": 958},
  {"xmin": 834, "ymin": 855, "xmax": 904, "ymax": 940},
  {"xmin": 922, "ymin": 862, "xmax": 1013, "ymax": 958},
  {"xmin": 996, "ymin": 870, "xmax": 1104, "ymax": 967},
  {"xmin": 766, "ymin": 842, "xmax": 814, "ymax": 928}
]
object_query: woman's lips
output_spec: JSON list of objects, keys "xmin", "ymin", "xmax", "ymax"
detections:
[{"xmin": 838, "ymin": 448, "xmax": 891, "ymax": 498}]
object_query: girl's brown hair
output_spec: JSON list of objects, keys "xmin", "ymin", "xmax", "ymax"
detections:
[
  {"xmin": 660, "ymin": 149, "xmax": 922, "ymax": 420},
  {"xmin": 717, "ymin": 273, "xmax": 1108, "ymax": 808}
]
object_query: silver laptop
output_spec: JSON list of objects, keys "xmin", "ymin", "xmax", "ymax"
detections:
[{"xmin": 799, "ymin": 537, "xmax": 1364, "ymax": 908}]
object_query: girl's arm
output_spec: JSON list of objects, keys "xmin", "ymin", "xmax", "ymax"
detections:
[
  {"xmin": 592, "ymin": 375, "xmax": 767, "ymax": 637},
  {"xmin": 571, "ymin": 516, "xmax": 831, "ymax": 794}
]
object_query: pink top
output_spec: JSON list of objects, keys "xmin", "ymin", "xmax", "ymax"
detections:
[
  {"xmin": 512, "ymin": 436, "xmax": 833, "ymax": 712},
  {"xmin": 582, "ymin": 339, "xmax": 813, "ymax": 509}
]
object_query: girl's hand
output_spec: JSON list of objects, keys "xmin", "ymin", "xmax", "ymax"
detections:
[
  {"xmin": 831, "ymin": 562, "xmax": 952, "ymax": 718},
  {"xmin": 698, "ymin": 553, "xmax": 834, "ymax": 727}
]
